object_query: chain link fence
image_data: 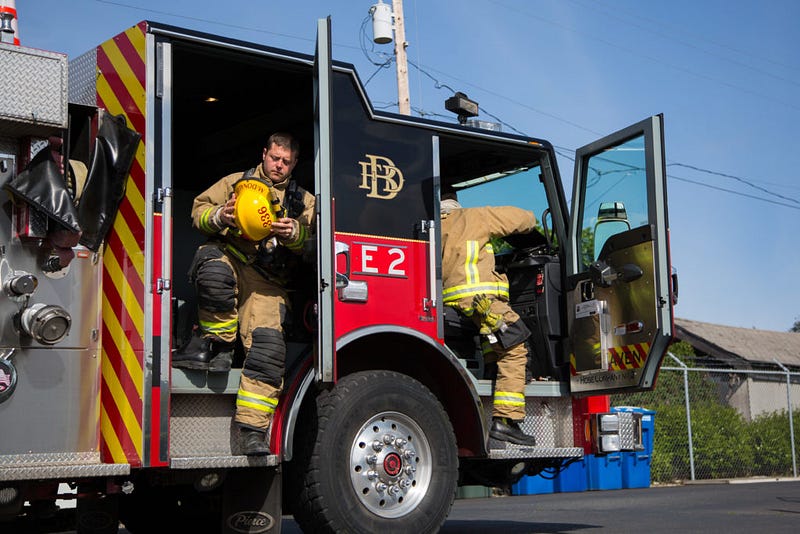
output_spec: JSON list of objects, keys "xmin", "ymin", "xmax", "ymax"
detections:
[{"xmin": 611, "ymin": 352, "xmax": 800, "ymax": 483}]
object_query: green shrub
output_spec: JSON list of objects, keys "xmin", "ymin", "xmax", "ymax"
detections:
[{"xmin": 750, "ymin": 410, "xmax": 799, "ymax": 477}]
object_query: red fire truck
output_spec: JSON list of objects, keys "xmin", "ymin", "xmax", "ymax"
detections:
[{"xmin": 0, "ymin": 17, "xmax": 674, "ymax": 534}]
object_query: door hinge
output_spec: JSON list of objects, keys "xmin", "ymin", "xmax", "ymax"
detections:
[
  {"xmin": 154, "ymin": 187, "xmax": 172, "ymax": 204},
  {"xmin": 156, "ymin": 278, "xmax": 172, "ymax": 294}
]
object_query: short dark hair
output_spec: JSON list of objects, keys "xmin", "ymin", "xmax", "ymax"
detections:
[{"xmin": 266, "ymin": 132, "xmax": 300, "ymax": 158}]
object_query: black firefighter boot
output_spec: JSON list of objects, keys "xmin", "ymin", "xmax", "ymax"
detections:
[
  {"xmin": 172, "ymin": 333, "xmax": 235, "ymax": 372},
  {"xmin": 489, "ymin": 417, "xmax": 537, "ymax": 446},
  {"xmin": 238, "ymin": 425, "xmax": 271, "ymax": 456}
]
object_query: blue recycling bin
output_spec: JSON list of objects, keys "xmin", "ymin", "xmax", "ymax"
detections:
[
  {"xmin": 554, "ymin": 457, "xmax": 588, "ymax": 493},
  {"xmin": 512, "ymin": 472, "xmax": 556, "ymax": 495},
  {"xmin": 586, "ymin": 453, "xmax": 623, "ymax": 490},
  {"xmin": 612, "ymin": 406, "xmax": 656, "ymax": 488}
]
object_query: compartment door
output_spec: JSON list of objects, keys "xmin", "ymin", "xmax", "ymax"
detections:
[
  {"xmin": 314, "ymin": 17, "xmax": 335, "ymax": 384},
  {"xmin": 567, "ymin": 115, "xmax": 673, "ymax": 394}
]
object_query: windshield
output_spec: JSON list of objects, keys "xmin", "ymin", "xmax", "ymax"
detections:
[{"xmin": 456, "ymin": 165, "xmax": 549, "ymax": 229}]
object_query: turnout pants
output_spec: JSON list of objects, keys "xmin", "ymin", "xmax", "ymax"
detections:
[
  {"xmin": 192, "ymin": 244, "xmax": 288, "ymax": 431},
  {"xmin": 461, "ymin": 297, "xmax": 529, "ymax": 421}
]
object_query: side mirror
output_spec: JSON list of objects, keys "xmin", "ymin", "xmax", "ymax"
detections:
[{"xmin": 593, "ymin": 201, "xmax": 630, "ymax": 260}]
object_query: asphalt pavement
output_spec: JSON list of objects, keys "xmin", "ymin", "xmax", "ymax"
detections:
[
  {"xmin": 281, "ymin": 478, "xmax": 800, "ymax": 534},
  {"xmin": 50, "ymin": 477, "xmax": 800, "ymax": 533}
]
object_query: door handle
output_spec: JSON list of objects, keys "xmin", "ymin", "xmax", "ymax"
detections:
[{"xmin": 590, "ymin": 260, "xmax": 643, "ymax": 287}]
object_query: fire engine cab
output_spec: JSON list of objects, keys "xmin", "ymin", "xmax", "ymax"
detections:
[{"xmin": 0, "ymin": 17, "xmax": 673, "ymax": 534}]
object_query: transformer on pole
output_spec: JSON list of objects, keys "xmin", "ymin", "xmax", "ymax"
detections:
[{"xmin": 369, "ymin": 0, "xmax": 410, "ymax": 115}]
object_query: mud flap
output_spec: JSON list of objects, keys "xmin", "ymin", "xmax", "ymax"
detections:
[{"xmin": 222, "ymin": 466, "xmax": 282, "ymax": 534}]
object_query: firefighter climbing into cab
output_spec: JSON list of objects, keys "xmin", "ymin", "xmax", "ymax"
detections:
[
  {"xmin": 173, "ymin": 132, "xmax": 315, "ymax": 455},
  {"xmin": 440, "ymin": 187, "xmax": 538, "ymax": 446}
]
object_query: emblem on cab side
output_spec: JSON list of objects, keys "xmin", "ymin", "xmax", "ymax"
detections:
[{"xmin": 358, "ymin": 154, "xmax": 404, "ymax": 199}]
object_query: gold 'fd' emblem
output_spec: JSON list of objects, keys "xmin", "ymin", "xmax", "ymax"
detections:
[{"xmin": 358, "ymin": 154, "xmax": 404, "ymax": 200}]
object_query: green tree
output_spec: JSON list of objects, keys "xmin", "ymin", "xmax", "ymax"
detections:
[{"xmin": 790, "ymin": 318, "xmax": 800, "ymax": 333}]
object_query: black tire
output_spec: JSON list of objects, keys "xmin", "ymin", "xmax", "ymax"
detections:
[{"xmin": 293, "ymin": 370, "xmax": 458, "ymax": 534}]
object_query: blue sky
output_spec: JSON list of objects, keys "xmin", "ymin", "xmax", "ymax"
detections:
[{"xmin": 16, "ymin": 0, "xmax": 800, "ymax": 332}]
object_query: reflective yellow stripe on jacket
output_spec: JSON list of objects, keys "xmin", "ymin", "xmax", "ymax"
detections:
[{"xmin": 443, "ymin": 240, "xmax": 509, "ymax": 303}]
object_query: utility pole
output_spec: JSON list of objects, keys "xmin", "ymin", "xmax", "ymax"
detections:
[{"xmin": 392, "ymin": 0, "xmax": 410, "ymax": 115}]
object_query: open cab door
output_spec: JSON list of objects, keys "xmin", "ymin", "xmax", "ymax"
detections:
[
  {"xmin": 314, "ymin": 17, "xmax": 335, "ymax": 384},
  {"xmin": 567, "ymin": 115, "xmax": 673, "ymax": 394}
]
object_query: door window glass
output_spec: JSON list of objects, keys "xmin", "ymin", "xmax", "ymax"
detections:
[{"xmin": 578, "ymin": 134, "xmax": 648, "ymax": 269}]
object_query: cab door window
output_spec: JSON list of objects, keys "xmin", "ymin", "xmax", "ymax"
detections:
[{"xmin": 578, "ymin": 134, "xmax": 649, "ymax": 269}]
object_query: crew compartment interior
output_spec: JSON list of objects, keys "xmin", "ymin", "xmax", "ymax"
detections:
[
  {"xmin": 167, "ymin": 35, "xmax": 570, "ymax": 382},
  {"xmin": 169, "ymin": 39, "xmax": 318, "ymax": 357},
  {"xmin": 437, "ymin": 135, "xmax": 570, "ymax": 383}
]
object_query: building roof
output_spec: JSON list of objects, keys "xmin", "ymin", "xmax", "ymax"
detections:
[{"xmin": 674, "ymin": 318, "xmax": 800, "ymax": 369}]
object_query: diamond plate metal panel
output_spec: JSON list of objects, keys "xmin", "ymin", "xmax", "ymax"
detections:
[
  {"xmin": 0, "ymin": 463, "xmax": 129, "ymax": 482},
  {"xmin": 0, "ymin": 451, "xmax": 99, "ymax": 468},
  {"xmin": 617, "ymin": 411, "xmax": 642, "ymax": 450},
  {"xmin": 0, "ymin": 451, "xmax": 129, "ymax": 481},
  {"xmin": 0, "ymin": 43, "xmax": 67, "ymax": 137},
  {"xmin": 483, "ymin": 395, "xmax": 583, "ymax": 459},
  {"xmin": 170, "ymin": 394, "xmax": 274, "ymax": 460},
  {"xmin": 171, "ymin": 455, "xmax": 277, "ymax": 470},
  {"xmin": 69, "ymin": 48, "xmax": 97, "ymax": 107}
]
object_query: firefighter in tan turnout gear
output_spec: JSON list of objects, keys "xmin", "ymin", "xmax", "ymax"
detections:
[
  {"xmin": 173, "ymin": 132, "xmax": 315, "ymax": 455},
  {"xmin": 440, "ymin": 190, "xmax": 538, "ymax": 446}
]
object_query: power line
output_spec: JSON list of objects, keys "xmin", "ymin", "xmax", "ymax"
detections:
[
  {"xmin": 568, "ymin": 0, "xmax": 800, "ymax": 78},
  {"xmin": 366, "ymin": 14, "xmax": 800, "ymax": 212},
  {"xmin": 567, "ymin": 0, "xmax": 800, "ymax": 89},
  {"xmin": 95, "ymin": 0, "xmax": 799, "ymax": 212},
  {"xmin": 487, "ymin": 0, "xmax": 800, "ymax": 115},
  {"xmin": 94, "ymin": 0, "xmax": 363, "ymax": 51},
  {"xmin": 406, "ymin": 58, "xmax": 602, "ymax": 135},
  {"xmin": 667, "ymin": 163, "xmax": 800, "ymax": 205},
  {"xmin": 363, "ymin": 56, "xmax": 394, "ymax": 86},
  {"xmin": 669, "ymin": 174, "xmax": 800, "ymax": 211}
]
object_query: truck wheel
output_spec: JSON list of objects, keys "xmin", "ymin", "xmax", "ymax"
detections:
[{"xmin": 294, "ymin": 370, "xmax": 457, "ymax": 534}]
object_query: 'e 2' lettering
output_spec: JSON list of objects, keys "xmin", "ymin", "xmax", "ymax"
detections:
[{"xmin": 359, "ymin": 244, "xmax": 406, "ymax": 277}]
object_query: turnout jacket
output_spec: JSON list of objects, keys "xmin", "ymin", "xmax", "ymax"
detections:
[
  {"xmin": 191, "ymin": 163, "xmax": 315, "ymax": 261},
  {"xmin": 441, "ymin": 205, "xmax": 536, "ymax": 305}
]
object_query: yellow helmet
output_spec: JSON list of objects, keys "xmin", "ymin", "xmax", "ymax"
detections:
[{"xmin": 233, "ymin": 178, "xmax": 275, "ymax": 241}]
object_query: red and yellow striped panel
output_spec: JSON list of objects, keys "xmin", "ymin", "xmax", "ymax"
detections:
[
  {"xmin": 96, "ymin": 22, "xmax": 147, "ymax": 467},
  {"xmin": 608, "ymin": 343, "xmax": 650, "ymax": 371}
]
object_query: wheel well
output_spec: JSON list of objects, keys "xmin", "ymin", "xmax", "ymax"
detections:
[{"xmin": 335, "ymin": 331, "xmax": 485, "ymax": 456}]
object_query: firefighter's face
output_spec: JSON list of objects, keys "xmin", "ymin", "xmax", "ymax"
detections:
[{"xmin": 262, "ymin": 143, "xmax": 297, "ymax": 184}]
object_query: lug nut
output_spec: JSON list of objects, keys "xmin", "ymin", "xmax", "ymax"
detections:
[
  {"xmin": 372, "ymin": 440, "xmax": 384, "ymax": 452},
  {"xmin": 367, "ymin": 470, "xmax": 378, "ymax": 480},
  {"xmin": 366, "ymin": 454, "xmax": 377, "ymax": 465},
  {"xmin": 387, "ymin": 484, "xmax": 399, "ymax": 496},
  {"xmin": 376, "ymin": 482, "xmax": 388, "ymax": 492},
  {"xmin": 403, "ymin": 449, "xmax": 415, "ymax": 459},
  {"xmin": 383, "ymin": 434, "xmax": 395, "ymax": 445}
]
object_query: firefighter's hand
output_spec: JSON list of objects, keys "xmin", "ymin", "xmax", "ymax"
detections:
[
  {"xmin": 271, "ymin": 218, "xmax": 298, "ymax": 241},
  {"xmin": 472, "ymin": 294, "xmax": 505, "ymax": 334},
  {"xmin": 219, "ymin": 194, "xmax": 237, "ymax": 228}
]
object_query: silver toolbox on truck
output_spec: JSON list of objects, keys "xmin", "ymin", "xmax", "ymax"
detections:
[{"xmin": 0, "ymin": 42, "xmax": 68, "ymax": 137}]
